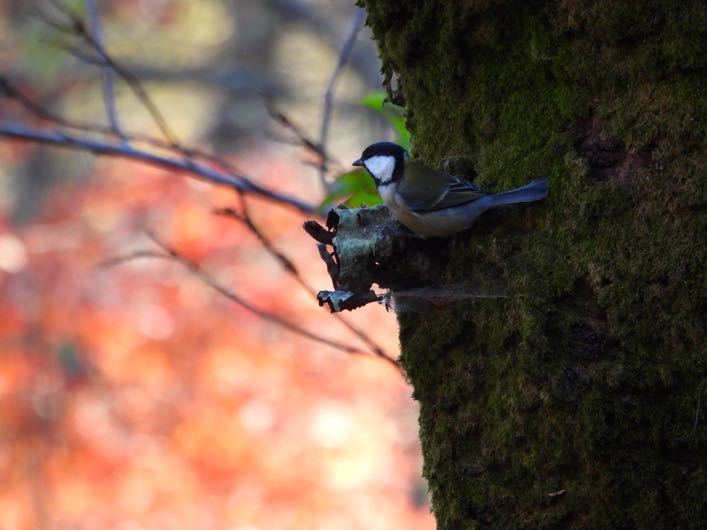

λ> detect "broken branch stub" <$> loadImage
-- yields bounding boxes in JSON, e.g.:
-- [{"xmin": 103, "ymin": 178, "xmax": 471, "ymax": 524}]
[{"xmin": 305, "ymin": 205, "xmax": 450, "ymax": 312}]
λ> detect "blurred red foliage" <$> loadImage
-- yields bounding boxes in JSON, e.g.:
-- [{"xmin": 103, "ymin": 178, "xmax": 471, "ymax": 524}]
[{"xmin": 0, "ymin": 145, "xmax": 433, "ymax": 529}]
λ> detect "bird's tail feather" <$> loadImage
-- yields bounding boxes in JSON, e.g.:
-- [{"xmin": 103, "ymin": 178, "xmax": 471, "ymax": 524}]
[{"xmin": 487, "ymin": 179, "xmax": 548, "ymax": 207}]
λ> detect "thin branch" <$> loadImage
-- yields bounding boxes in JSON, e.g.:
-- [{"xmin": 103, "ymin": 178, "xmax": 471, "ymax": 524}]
[
  {"xmin": 120, "ymin": 232, "xmax": 387, "ymax": 362},
  {"xmin": 87, "ymin": 45, "xmax": 177, "ymax": 146},
  {"xmin": 216, "ymin": 204, "xmax": 298, "ymax": 276},
  {"xmin": 265, "ymin": 101, "xmax": 341, "ymax": 171},
  {"xmin": 215, "ymin": 200, "xmax": 398, "ymax": 368},
  {"xmin": 100, "ymin": 247, "xmax": 364, "ymax": 357},
  {"xmin": 104, "ymin": 245, "xmax": 352, "ymax": 354},
  {"xmin": 31, "ymin": 2, "xmax": 75, "ymax": 34},
  {"xmin": 97, "ymin": 250, "xmax": 167, "ymax": 269},
  {"xmin": 317, "ymin": 9, "xmax": 365, "ymax": 192},
  {"xmin": 264, "ymin": 0, "xmax": 380, "ymax": 83},
  {"xmin": 45, "ymin": 0, "xmax": 178, "ymax": 145},
  {"xmin": 84, "ymin": 0, "xmax": 125, "ymax": 142},
  {"xmin": 0, "ymin": 121, "xmax": 317, "ymax": 214},
  {"xmin": 0, "ymin": 74, "xmax": 247, "ymax": 175},
  {"xmin": 54, "ymin": 41, "xmax": 105, "ymax": 65}
]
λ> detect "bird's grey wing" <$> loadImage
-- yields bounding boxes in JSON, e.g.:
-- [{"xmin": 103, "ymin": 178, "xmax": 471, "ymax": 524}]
[
  {"xmin": 397, "ymin": 161, "xmax": 485, "ymax": 211},
  {"xmin": 426, "ymin": 175, "xmax": 486, "ymax": 211}
]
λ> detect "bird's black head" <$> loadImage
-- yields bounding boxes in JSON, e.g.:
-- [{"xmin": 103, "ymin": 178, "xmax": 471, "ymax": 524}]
[{"xmin": 352, "ymin": 141, "xmax": 407, "ymax": 186}]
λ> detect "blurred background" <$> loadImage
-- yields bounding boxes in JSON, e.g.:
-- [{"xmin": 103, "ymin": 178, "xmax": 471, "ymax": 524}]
[{"xmin": 0, "ymin": 1, "xmax": 433, "ymax": 528}]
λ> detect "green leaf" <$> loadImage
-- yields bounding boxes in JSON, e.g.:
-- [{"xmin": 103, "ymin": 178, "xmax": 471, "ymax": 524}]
[
  {"xmin": 318, "ymin": 92, "xmax": 411, "ymax": 210},
  {"xmin": 360, "ymin": 91, "xmax": 388, "ymax": 110},
  {"xmin": 360, "ymin": 91, "xmax": 411, "ymax": 150},
  {"xmin": 320, "ymin": 169, "xmax": 382, "ymax": 209}
]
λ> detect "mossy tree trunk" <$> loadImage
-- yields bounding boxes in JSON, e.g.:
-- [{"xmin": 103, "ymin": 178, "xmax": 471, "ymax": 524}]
[{"xmin": 357, "ymin": 1, "xmax": 706, "ymax": 528}]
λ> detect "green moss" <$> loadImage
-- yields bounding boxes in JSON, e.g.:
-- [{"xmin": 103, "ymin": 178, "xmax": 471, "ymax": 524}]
[{"xmin": 360, "ymin": 0, "xmax": 706, "ymax": 528}]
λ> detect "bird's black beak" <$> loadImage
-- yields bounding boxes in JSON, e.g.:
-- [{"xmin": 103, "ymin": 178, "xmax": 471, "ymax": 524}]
[{"xmin": 352, "ymin": 159, "xmax": 363, "ymax": 167}]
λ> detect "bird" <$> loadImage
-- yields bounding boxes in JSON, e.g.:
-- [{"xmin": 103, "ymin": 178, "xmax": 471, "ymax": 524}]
[{"xmin": 352, "ymin": 141, "xmax": 549, "ymax": 238}]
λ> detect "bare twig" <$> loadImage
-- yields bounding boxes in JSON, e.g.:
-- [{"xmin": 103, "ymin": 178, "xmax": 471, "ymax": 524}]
[
  {"xmin": 215, "ymin": 205, "xmax": 298, "ymax": 276},
  {"xmin": 264, "ymin": 0, "xmax": 380, "ymax": 83},
  {"xmin": 121, "ymin": 232, "xmax": 388, "ymax": 362},
  {"xmin": 45, "ymin": 0, "xmax": 178, "ymax": 145},
  {"xmin": 100, "ymin": 245, "xmax": 363, "ymax": 357},
  {"xmin": 84, "ymin": 0, "xmax": 125, "ymax": 142},
  {"xmin": 1, "ymin": 74, "xmax": 249, "ymax": 176},
  {"xmin": 0, "ymin": 121, "xmax": 317, "ymax": 214},
  {"xmin": 265, "ymin": 102, "xmax": 342, "ymax": 173},
  {"xmin": 97, "ymin": 250, "xmax": 167, "ymax": 269},
  {"xmin": 317, "ymin": 8, "xmax": 365, "ymax": 192},
  {"xmin": 86, "ymin": 46, "xmax": 177, "ymax": 145}
]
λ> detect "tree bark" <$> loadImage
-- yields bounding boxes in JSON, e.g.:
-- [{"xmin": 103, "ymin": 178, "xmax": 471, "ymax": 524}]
[{"xmin": 357, "ymin": 1, "xmax": 706, "ymax": 528}]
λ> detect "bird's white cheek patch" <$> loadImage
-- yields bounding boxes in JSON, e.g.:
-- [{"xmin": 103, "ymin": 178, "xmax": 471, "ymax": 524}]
[{"xmin": 364, "ymin": 155, "xmax": 396, "ymax": 183}]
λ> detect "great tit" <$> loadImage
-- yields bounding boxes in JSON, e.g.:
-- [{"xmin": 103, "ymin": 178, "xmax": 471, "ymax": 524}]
[{"xmin": 353, "ymin": 142, "xmax": 548, "ymax": 238}]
